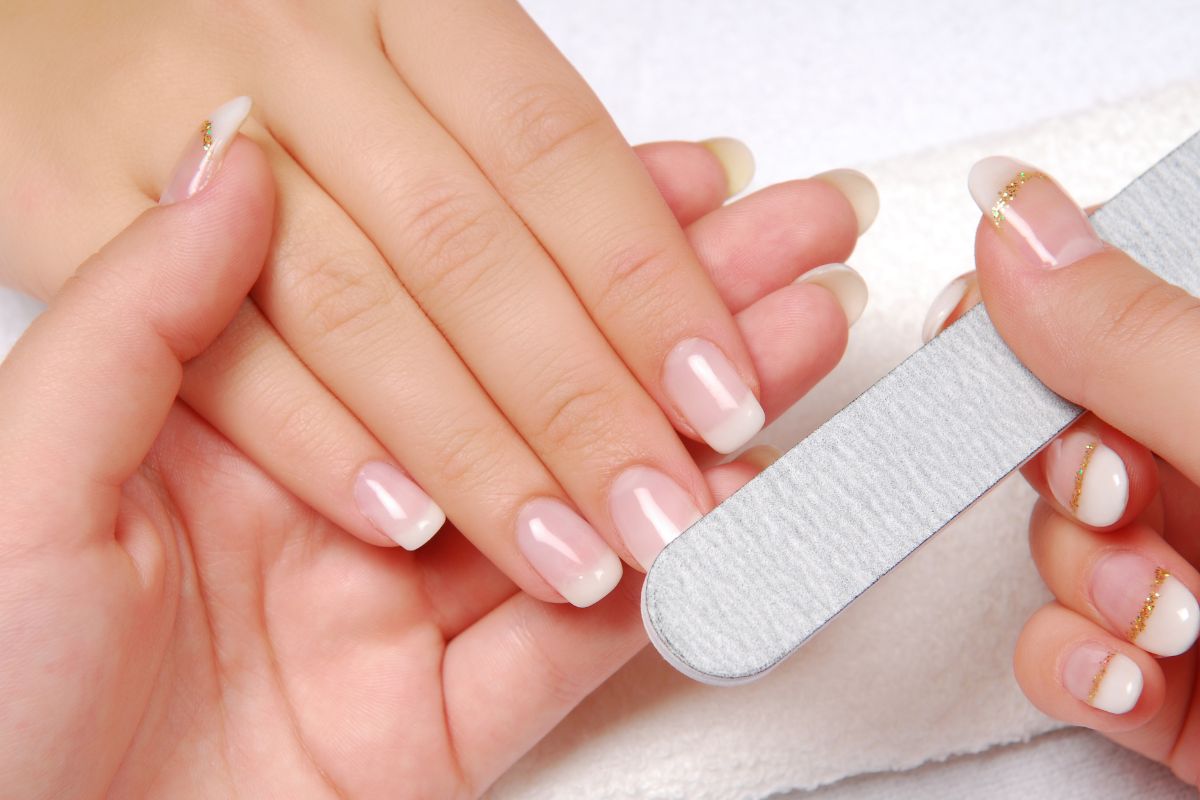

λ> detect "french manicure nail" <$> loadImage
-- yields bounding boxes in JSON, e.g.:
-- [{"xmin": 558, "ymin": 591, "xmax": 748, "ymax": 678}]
[
  {"xmin": 353, "ymin": 461, "xmax": 446, "ymax": 550},
  {"xmin": 609, "ymin": 466, "xmax": 703, "ymax": 571},
  {"xmin": 1092, "ymin": 553, "xmax": 1200, "ymax": 657},
  {"xmin": 517, "ymin": 499, "xmax": 622, "ymax": 607},
  {"xmin": 160, "ymin": 96, "xmax": 253, "ymax": 205},
  {"xmin": 967, "ymin": 156, "xmax": 1105, "ymax": 269},
  {"xmin": 1063, "ymin": 645, "xmax": 1142, "ymax": 715},
  {"xmin": 795, "ymin": 263, "xmax": 869, "ymax": 326},
  {"xmin": 813, "ymin": 168, "xmax": 880, "ymax": 235},
  {"xmin": 921, "ymin": 271, "xmax": 981, "ymax": 343},
  {"xmin": 700, "ymin": 137, "xmax": 755, "ymax": 197},
  {"xmin": 663, "ymin": 338, "xmax": 765, "ymax": 454},
  {"xmin": 1045, "ymin": 431, "xmax": 1128, "ymax": 527}
]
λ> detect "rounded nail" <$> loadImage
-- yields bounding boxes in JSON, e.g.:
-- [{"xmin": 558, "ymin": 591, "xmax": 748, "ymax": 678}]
[
  {"xmin": 609, "ymin": 466, "xmax": 703, "ymax": 571},
  {"xmin": 353, "ymin": 461, "xmax": 445, "ymax": 550},
  {"xmin": 922, "ymin": 271, "xmax": 980, "ymax": 343},
  {"xmin": 813, "ymin": 168, "xmax": 880, "ymax": 235},
  {"xmin": 795, "ymin": 263, "xmax": 868, "ymax": 326},
  {"xmin": 1045, "ymin": 431, "xmax": 1128, "ymax": 527},
  {"xmin": 1063, "ymin": 644, "xmax": 1142, "ymax": 715},
  {"xmin": 700, "ymin": 137, "xmax": 755, "ymax": 198},
  {"xmin": 663, "ymin": 338, "xmax": 765, "ymax": 454},
  {"xmin": 1092, "ymin": 553, "xmax": 1200, "ymax": 657},
  {"xmin": 517, "ymin": 498, "xmax": 622, "ymax": 608},
  {"xmin": 160, "ymin": 96, "xmax": 253, "ymax": 205}
]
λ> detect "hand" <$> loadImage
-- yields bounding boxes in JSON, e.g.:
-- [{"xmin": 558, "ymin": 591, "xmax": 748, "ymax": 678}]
[
  {"xmin": 928, "ymin": 157, "xmax": 1200, "ymax": 786},
  {"xmin": 0, "ymin": 2, "xmax": 873, "ymax": 604}
]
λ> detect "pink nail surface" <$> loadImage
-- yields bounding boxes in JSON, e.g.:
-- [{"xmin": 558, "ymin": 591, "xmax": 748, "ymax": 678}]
[
  {"xmin": 517, "ymin": 499, "xmax": 622, "ymax": 608},
  {"xmin": 160, "ymin": 96, "xmax": 252, "ymax": 205},
  {"xmin": 1044, "ymin": 430, "xmax": 1128, "ymax": 528},
  {"xmin": 609, "ymin": 466, "xmax": 702, "ymax": 570},
  {"xmin": 1062, "ymin": 644, "xmax": 1142, "ymax": 715},
  {"xmin": 662, "ymin": 338, "xmax": 764, "ymax": 454},
  {"xmin": 353, "ymin": 461, "xmax": 445, "ymax": 550},
  {"xmin": 967, "ymin": 156, "xmax": 1105, "ymax": 270},
  {"xmin": 1092, "ymin": 552, "xmax": 1200, "ymax": 657}
]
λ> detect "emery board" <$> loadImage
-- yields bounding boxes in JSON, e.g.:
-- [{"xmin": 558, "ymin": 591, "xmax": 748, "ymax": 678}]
[{"xmin": 641, "ymin": 131, "xmax": 1200, "ymax": 685}]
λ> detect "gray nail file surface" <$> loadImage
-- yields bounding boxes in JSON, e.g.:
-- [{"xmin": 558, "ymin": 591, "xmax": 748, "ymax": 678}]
[{"xmin": 642, "ymin": 131, "xmax": 1200, "ymax": 684}]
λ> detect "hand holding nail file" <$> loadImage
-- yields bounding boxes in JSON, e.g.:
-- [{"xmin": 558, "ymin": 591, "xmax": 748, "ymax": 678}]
[{"xmin": 642, "ymin": 131, "xmax": 1200, "ymax": 685}]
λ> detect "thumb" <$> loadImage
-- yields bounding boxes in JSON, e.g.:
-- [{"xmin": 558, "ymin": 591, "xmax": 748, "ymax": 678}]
[
  {"xmin": 0, "ymin": 126, "xmax": 273, "ymax": 544},
  {"xmin": 969, "ymin": 156, "xmax": 1200, "ymax": 484}
]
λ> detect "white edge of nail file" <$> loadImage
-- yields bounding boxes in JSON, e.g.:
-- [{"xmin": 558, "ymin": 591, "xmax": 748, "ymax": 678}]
[{"xmin": 642, "ymin": 131, "xmax": 1200, "ymax": 685}]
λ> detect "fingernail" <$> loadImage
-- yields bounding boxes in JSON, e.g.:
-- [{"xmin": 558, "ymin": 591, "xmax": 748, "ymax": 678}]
[
  {"xmin": 795, "ymin": 263, "xmax": 869, "ymax": 326},
  {"xmin": 922, "ymin": 271, "xmax": 981, "ymax": 343},
  {"xmin": 1045, "ymin": 431, "xmax": 1129, "ymax": 527},
  {"xmin": 517, "ymin": 499, "xmax": 623, "ymax": 607},
  {"xmin": 160, "ymin": 96, "xmax": 253, "ymax": 205},
  {"xmin": 813, "ymin": 168, "xmax": 880, "ymax": 235},
  {"xmin": 1063, "ymin": 645, "xmax": 1142, "ymax": 715},
  {"xmin": 1092, "ymin": 554, "xmax": 1200, "ymax": 657},
  {"xmin": 737, "ymin": 444, "xmax": 783, "ymax": 470},
  {"xmin": 663, "ymin": 338, "xmax": 765, "ymax": 454},
  {"xmin": 967, "ymin": 156, "xmax": 1105, "ymax": 269},
  {"xmin": 701, "ymin": 137, "xmax": 755, "ymax": 197},
  {"xmin": 609, "ymin": 466, "xmax": 703, "ymax": 571},
  {"xmin": 353, "ymin": 461, "xmax": 446, "ymax": 550}
]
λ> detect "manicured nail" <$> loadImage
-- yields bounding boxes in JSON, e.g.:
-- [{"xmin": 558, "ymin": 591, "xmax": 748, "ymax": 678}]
[
  {"xmin": 737, "ymin": 444, "xmax": 784, "ymax": 470},
  {"xmin": 700, "ymin": 137, "xmax": 755, "ymax": 197},
  {"xmin": 1092, "ymin": 553, "xmax": 1200, "ymax": 657},
  {"xmin": 609, "ymin": 466, "xmax": 703, "ymax": 571},
  {"xmin": 160, "ymin": 96, "xmax": 253, "ymax": 205},
  {"xmin": 813, "ymin": 168, "xmax": 880, "ymax": 235},
  {"xmin": 1044, "ymin": 431, "xmax": 1128, "ymax": 527},
  {"xmin": 795, "ymin": 263, "xmax": 868, "ymax": 326},
  {"xmin": 1063, "ymin": 645, "xmax": 1142, "ymax": 715},
  {"xmin": 663, "ymin": 338, "xmax": 765, "ymax": 454},
  {"xmin": 967, "ymin": 156, "xmax": 1105, "ymax": 269},
  {"xmin": 517, "ymin": 499, "xmax": 622, "ymax": 607},
  {"xmin": 922, "ymin": 271, "xmax": 981, "ymax": 343},
  {"xmin": 353, "ymin": 461, "xmax": 446, "ymax": 550}
]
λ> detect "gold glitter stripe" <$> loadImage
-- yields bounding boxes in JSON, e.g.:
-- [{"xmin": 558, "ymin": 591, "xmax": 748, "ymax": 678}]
[
  {"xmin": 1129, "ymin": 568, "xmax": 1170, "ymax": 642},
  {"xmin": 201, "ymin": 120, "xmax": 214, "ymax": 152},
  {"xmin": 990, "ymin": 170, "xmax": 1046, "ymax": 227},
  {"xmin": 1069, "ymin": 442, "xmax": 1097, "ymax": 513},
  {"xmin": 1087, "ymin": 651, "xmax": 1115, "ymax": 705}
]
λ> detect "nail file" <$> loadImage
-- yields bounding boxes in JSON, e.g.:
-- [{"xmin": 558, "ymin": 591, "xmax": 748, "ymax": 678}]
[{"xmin": 642, "ymin": 131, "xmax": 1200, "ymax": 685}]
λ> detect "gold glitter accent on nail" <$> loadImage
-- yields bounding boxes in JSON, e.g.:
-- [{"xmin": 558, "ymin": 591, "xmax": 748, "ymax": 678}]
[
  {"xmin": 201, "ymin": 120, "xmax": 214, "ymax": 152},
  {"xmin": 1087, "ymin": 651, "xmax": 1115, "ymax": 705},
  {"xmin": 990, "ymin": 170, "xmax": 1046, "ymax": 227},
  {"xmin": 1129, "ymin": 568, "xmax": 1170, "ymax": 642},
  {"xmin": 1069, "ymin": 442, "xmax": 1097, "ymax": 513}
]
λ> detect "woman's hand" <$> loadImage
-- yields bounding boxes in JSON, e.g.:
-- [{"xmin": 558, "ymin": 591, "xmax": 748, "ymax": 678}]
[
  {"xmin": 929, "ymin": 157, "xmax": 1200, "ymax": 786},
  {"xmin": 0, "ymin": 2, "xmax": 872, "ymax": 605}
]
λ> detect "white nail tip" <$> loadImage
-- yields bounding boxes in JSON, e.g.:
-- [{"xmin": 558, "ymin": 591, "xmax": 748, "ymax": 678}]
[
  {"xmin": 210, "ymin": 96, "xmax": 253, "ymax": 142},
  {"xmin": 1138, "ymin": 576, "xmax": 1200, "ymax": 657},
  {"xmin": 796, "ymin": 263, "xmax": 868, "ymax": 326},
  {"xmin": 559, "ymin": 550, "xmax": 623, "ymax": 608},
  {"xmin": 1089, "ymin": 653, "xmax": 1143, "ymax": 715},
  {"xmin": 814, "ymin": 169, "xmax": 880, "ymax": 235},
  {"xmin": 392, "ymin": 503, "xmax": 446, "ymax": 551},
  {"xmin": 701, "ymin": 394, "xmax": 766, "ymax": 455},
  {"xmin": 921, "ymin": 276, "xmax": 969, "ymax": 343},
  {"xmin": 967, "ymin": 155, "xmax": 1031, "ymax": 216},
  {"xmin": 702, "ymin": 137, "xmax": 755, "ymax": 197},
  {"xmin": 1074, "ymin": 444, "xmax": 1129, "ymax": 527}
]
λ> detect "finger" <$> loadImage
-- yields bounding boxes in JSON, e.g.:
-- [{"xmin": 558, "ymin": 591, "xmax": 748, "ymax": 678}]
[
  {"xmin": 1028, "ymin": 500, "xmax": 1200, "ymax": 658},
  {"xmin": 1017, "ymin": 414, "xmax": 1157, "ymax": 530},
  {"xmin": 0, "ymin": 139, "xmax": 272, "ymax": 541},
  {"xmin": 969, "ymin": 156, "xmax": 1200, "ymax": 485},
  {"xmin": 1014, "ymin": 602, "xmax": 1163, "ymax": 730},
  {"xmin": 921, "ymin": 270, "xmax": 981, "ymax": 344},
  {"xmin": 632, "ymin": 140, "xmax": 736, "ymax": 227}
]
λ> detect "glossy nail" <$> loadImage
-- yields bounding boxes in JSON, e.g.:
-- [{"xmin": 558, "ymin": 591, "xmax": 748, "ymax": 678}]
[
  {"xmin": 1063, "ymin": 645, "xmax": 1142, "ymax": 715},
  {"xmin": 517, "ymin": 499, "xmax": 622, "ymax": 607},
  {"xmin": 160, "ymin": 96, "xmax": 253, "ymax": 205},
  {"xmin": 609, "ymin": 466, "xmax": 703, "ymax": 571},
  {"xmin": 967, "ymin": 156, "xmax": 1105, "ymax": 269},
  {"xmin": 796, "ymin": 263, "xmax": 869, "ymax": 326},
  {"xmin": 353, "ymin": 462, "xmax": 446, "ymax": 550},
  {"xmin": 701, "ymin": 137, "xmax": 755, "ymax": 197},
  {"xmin": 1092, "ymin": 553, "xmax": 1200, "ymax": 657},
  {"xmin": 813, "ymin": 168, "xmax": 879, "ymax": 235},
  {"xmin": 663, "ymin": 338, "xmax": 765, "ymax": 454},
  {"xmin": 922, "ymin": 270, "xmax": 981, "ymax": 343},
  {"xmin": 1045, "ymin": 431, "xmax": 1128, "ymax": 527}
]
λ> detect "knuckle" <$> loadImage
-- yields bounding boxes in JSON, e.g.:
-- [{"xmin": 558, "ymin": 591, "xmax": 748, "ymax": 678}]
[
  {"xmin": 591, "ymin": 243, "xmax": 678, "ymax": 322},
  {"xmin": 490, "ymin": 83, "xmax": 606, "ymax": 184},
  {"xmin": 400, "ymin": 181, "xmax": 507, "ymax": 301},
  {"xmin": 424, "ymin": 416, "xmax": 508, "ymax": 489},
  {"xmin": 284, "ymin": 249, "xmax": 397, "ymax": 340},
  {"xmin": 529, "ymin": 357, "xmax": 624, "ymax": 457}
]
